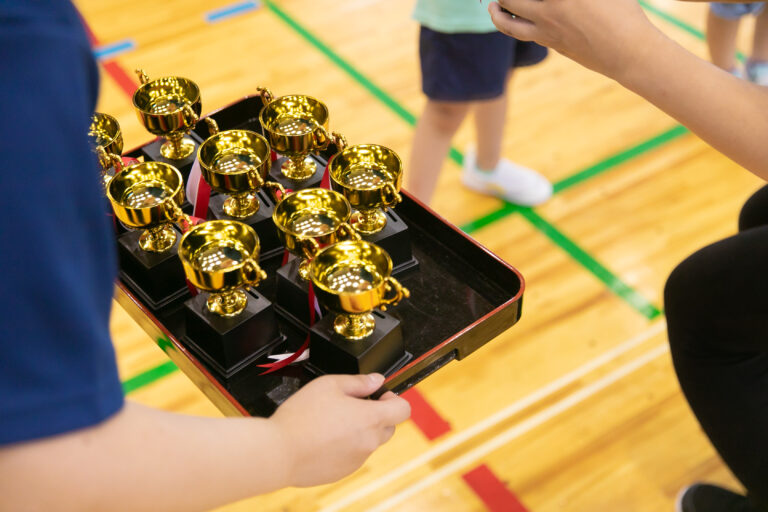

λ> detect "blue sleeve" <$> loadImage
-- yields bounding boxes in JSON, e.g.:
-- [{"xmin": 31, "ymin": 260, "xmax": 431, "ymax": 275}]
[{"xmin": 0, "ymin": 1, "xmax": 125, "ymax": 445}]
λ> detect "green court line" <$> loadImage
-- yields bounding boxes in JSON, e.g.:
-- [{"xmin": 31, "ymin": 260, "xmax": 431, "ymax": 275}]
[
  {"xmin": 122, "ymin": 360, "xmax": 178, "ymax": 395},
  {"xmin": 640, "ymin": 0, "xmax": 746, "ymax": 62},
  {"xmin": 518, "ymin": 208, "xmax": 663, "ymax": 320},
  {"xmin": 463, "ymin": 124, "xmax": 690, "ymax": 232}
]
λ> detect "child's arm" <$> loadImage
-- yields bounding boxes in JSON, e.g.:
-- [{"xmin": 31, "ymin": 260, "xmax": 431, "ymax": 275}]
[
  {"xmin": 0, "ymin": 374, "xmax": 409, "ymax": 512},
  {"xmin": 489, "ymin": 0, "xmax": 768, "ymax": 181}
]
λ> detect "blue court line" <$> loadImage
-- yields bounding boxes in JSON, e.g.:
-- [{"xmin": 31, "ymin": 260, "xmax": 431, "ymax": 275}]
[
  {"xmin": 206, "ymin": 1, "xmax": 261, "ymax": 23},
  {"xmin": 93, "ymin": 39, "xmax": 136, "ymax": 60}
]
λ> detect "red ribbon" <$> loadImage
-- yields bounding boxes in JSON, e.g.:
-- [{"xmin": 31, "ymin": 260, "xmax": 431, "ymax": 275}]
[{"xmin": 257, "ymin": 281, "xmax": 317, "ymax": 374}]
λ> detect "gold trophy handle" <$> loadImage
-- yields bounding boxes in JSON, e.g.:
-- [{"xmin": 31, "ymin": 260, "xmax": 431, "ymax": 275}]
[
  {"xmin": 135, "ymin": 69, "xmax": 150, "ymax": 85},
  {"xmin": 381, "ymin": 182, "xmax": 402, "ymax": 209},
  {"xmin": 263, "ymin": 181, "xmax": 287, "ymax": 203},
  {"xmin": 163, "ymin": 200, "xmax": 192, "ymax": 231},
  {"xmin": 248, "ymin": 167, "xmax": 266, "ymax": 189},
  {"xmin": 96, "ymin": 146, "xmax": 123, "ymax": 174},
  {"xmin": 338, "ymin": 222, "xmax": 361, "ymax": 241},
  {"xmin": 205, "ymin": 117, "xmax": 219, "ymax": 136},
  {"xmin": 243, "ymin": 259, "xmax": 268, "ymax": 287},
  {"xmin": 313, "ymin": 126, "xmax": 346, "ymax": 152},
  {"xmin": 297, "ymin": 236, "xmax": 321, "ymax": 261},
  {"xmin": 256, "ymin": 86, "xmax": 274, "ymax": 104},
  {"xmin": 181, "ymin": 104, "xmax": 199, "ymax": 128},
  {"xmin": 379, "ymin": 277, "xmax": 410, "ymax": 311}
]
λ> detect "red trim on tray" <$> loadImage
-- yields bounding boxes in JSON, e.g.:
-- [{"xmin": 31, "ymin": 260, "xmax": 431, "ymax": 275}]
[
  {"xmin": 462, "ymin": 465, "xmax": 529, "ymax": 512},
  {"xmin": 115, "ymin": 283, "xmax": 249, "ymax": 416},
  {"xmin": 401, "ymin": 388, "xmax": 452, "ymax": 440}
]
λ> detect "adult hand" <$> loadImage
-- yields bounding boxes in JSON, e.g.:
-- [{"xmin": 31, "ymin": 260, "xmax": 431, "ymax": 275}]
[
  {"xmin": 489, "ymin": 0, "xmax": 662, "ymax": 81},
  {"xmin": 269, "ymin": 373, "xmax": 411, "ymax": 487}
]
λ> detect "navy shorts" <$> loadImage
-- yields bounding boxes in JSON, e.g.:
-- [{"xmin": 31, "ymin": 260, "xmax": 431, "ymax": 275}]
[
  {"xmin": 711, "ymin": 2, "xmax": 765, "ymax": 19},
  {"xmin": 419, "ymin": 26, "xmax": 548, "ymax": 102}
]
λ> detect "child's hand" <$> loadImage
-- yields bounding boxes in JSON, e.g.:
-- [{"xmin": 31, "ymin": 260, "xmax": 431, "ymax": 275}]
[
  {"xmin": 269, "ymin": 373, "xmax": 411, "ymax": 487},
  {"xmin": 488, "ymin": 0, "xmax": 662, "ymax": 81}
]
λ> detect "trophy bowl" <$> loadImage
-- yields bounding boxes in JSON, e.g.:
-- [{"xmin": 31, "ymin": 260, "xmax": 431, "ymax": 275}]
[
  {"xmin": 106, "ymin": 162, "xmax": 185, "ymax": 253},
  {"xmin": 88, "ymin": 112, "xmax": 123, "ymax": 156},
  {"xmin": 308, "ymin": 240, "xmax": 409, "ymax": 340},
  {"xmin": 198, "ymin": 122, "xmax": 271, "ymax": 219},
  {"xmin": 328, "ymin": 144, "xmax": 403, "ymax": 235},
  {"xmin": 132, "ymin": 69, "xmax": 201, "ymax": 160},
  {"xmin": 273, "ymin": 188, "xmax": 359, "ymax": 279},
  {"xmin": 259, "ymin": 90, "xmax": 331, "ymax": 181},
  {"xmin": 179, "ymin": 220, "xmax": 267, "ymax": 317}
]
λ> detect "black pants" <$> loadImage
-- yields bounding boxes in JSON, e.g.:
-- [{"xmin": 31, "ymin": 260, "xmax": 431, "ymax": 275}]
[{"xmin": 665, "ymin": 185, "xmax": 768, "ymax": 508}]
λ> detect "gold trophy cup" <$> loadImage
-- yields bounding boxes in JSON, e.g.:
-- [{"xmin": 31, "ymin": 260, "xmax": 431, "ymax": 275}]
[
  {"xmin": 89, "ymin": 112, "xmax": 123, "ymax": 156},
  {"xmin": 89, "ymin": 113, "xmax": 124, "ymax": 187},
  {"xmin": 133, "ymin": 69, "xmax": 201, "ymax": 160},
  {"xmin": 258, "ymin": 87, "xmax": 344, "ymax": 180},
  {"xmin": 106, "ymin": 162, "xmax": 185, "ymax": 253},
  {"xmin": 198, "ymin": 118, "xmax": 276, "ymax": 218},
  {"xmin": 328, "ymin": 144, "xmax": 403, "ymax": 235},
  {"xmin": 273, "ymin": 188, "xmax": 360, "ymax": 279},
  {"xmin": 179, "ymin": 220, "xmax": 268, "ymax": 317},
  {"xmin": 309, "ymin": 240, "xmax": 409, "ymax": 340}
]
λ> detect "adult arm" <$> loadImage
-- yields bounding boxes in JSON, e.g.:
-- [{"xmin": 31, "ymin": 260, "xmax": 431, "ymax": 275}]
[
  {"xmin": 0, "ymin": 374, "xmax": 410, "ymax": 512},
  {"xmin": 489, "ymin": 0, "xmax": 768, "ymax": 181}
]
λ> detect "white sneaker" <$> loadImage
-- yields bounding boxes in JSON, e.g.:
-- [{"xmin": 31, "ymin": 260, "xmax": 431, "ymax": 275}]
[
  {"xmin": 747, "ymin": 61, "xmax": 768, "ymax": 86},
  {"xmin": 462, "ymin": 148, "xmax": 553, "ymax": 206}
]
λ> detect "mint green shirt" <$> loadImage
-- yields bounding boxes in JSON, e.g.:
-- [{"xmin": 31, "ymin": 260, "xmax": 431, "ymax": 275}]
[{"xmin": 413, "ymin": 0, "xmax": 497, "ymax": 34}]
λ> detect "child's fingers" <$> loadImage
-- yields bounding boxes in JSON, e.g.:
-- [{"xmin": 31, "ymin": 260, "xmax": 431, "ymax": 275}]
[
  {"xmin": 489, "ymin": 2, "xmax": 539, "ymax": 41},
  {"xmin": 371, "ymin": 395, "xmax": 412, "ymax": 426}
]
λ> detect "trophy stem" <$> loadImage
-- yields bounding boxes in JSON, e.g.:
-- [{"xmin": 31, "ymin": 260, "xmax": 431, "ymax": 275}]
[
  {"xmin": 351, "ymin": 209, "xmax": 387, "ymax": 235},
  {"xmin": 139, "ymin": 224, "xmax": 177, "ymax": 253},
  {"xmin": 281, "ymin": 154, "xmax": 316, "ymax": 181},
  {"xmin": 207, "ymin": 289, "xmax": 249, "ymax": 317},
  {"xmin": 334, "ymin": 312, "xmax": 376, "ymax": 340},
  {"xmin": 161, "ymin": 133, "xmax": 196, "ymax": 160},
  {"xmin": 223, "ymin": 193, "xmax": 259, "ymax": 219}
]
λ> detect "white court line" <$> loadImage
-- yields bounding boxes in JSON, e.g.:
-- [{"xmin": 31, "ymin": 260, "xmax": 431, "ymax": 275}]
[
  {"xmin": 368, "ymin": 343, "xmax": 670, "ymax": 512},
  {"xmin": 320, "ymin": 321, "xmax": 667, "ymax": 512}
]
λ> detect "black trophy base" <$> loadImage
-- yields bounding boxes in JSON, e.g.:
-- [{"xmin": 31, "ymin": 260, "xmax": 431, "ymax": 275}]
[
  {"xmin": 275, "ymin": 257, "xmax": 314, "ymax": 326},
  {"xmin": 117, "ymin": 230, "xmax": 188, "ymax": 310},
  {"xmin": 361, "ymin": 209, "xmax": 419, "ymax": 275},
  {"xmin": 309, "ymin": 311, "xmax": 409, "ymax": 375},
  {"xmin": 269, "ymin": 156, "xmax": 324, "ymax": 191},
  {"xmin": 140, "ymin": 138, "xmax": 198, "ymax": 182},
  {"xmin": 208, "ymin": 191, "xmax": 282, "ymax": 257},
  {"xmin": 182, "ymin": 291, "xmax": 283, "ymax": 379}
]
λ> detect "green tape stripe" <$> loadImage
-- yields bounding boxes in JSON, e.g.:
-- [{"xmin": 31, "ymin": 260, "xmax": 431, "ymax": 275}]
[
  {"xmin": 553, "ymin": 125, "xmax": 689, "ymax": 194},
  {"xmin": 639, "ymin": 0, "xmax": 746, "ymax": 62},
  {"xmin": 518, "ymin": 208, "xmax": 663, "ymax": 320},
  {"xmin": 122, "ymin": 360, "xmax": 178, "ymax": 394},
  {"xmin": 462, "ymin": 125, "xmax": 689, "ymax": 233}
]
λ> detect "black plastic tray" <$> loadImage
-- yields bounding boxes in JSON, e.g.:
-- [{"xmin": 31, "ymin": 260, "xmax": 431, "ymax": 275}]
[{"xmin": 114, "ymin": 95, "xmax": 524, "ymax": 417}]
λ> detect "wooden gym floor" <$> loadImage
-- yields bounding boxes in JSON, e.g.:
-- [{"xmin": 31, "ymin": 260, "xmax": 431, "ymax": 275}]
[{"xmin": 76, "ymin": 0, "xmax": 763, "ymax": 510}]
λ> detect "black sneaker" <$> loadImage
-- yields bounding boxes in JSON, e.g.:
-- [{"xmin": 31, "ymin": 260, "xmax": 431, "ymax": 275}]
[{"xmin": 676, "ymin": 483, "xmax": 765, "ymax": 512}]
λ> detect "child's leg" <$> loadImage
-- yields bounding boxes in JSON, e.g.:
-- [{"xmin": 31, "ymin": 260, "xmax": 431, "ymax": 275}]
[
  {"xmin": 473, "ymin": 80, "xmax": 510, "ymax": 171},
  {"xmin": 751, "ymin": 6, "xmax": 768, "ymax": 61},
  {"xmin": 707, "ymin": 7, "xmax": 742, "ymax": 71},
  {"xmin": 408, "ymin": 100, "xmax": 470, "ymax": 203}
]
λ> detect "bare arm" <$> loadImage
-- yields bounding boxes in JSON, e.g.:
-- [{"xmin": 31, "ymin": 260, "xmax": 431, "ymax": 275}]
[
  {"xmin": 0, "ymin": 374, "xmax": 409, "ymax": 512},
  {"xmin": 490, "ymin": 0, "xmax": 768, "ymax": 181}
]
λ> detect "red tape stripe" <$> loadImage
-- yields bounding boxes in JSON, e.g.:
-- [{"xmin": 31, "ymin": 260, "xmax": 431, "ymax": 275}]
[
  {"xmin": 102, "ymin": 60, "xmax": 139, "ymax": 98},
  {"xmin": 400, "ymin": 388, "xmax": 451, "ymax": 441},
  {"xmin": 462, "ymin": 465, "xmax": 529, "ymax": 512}
]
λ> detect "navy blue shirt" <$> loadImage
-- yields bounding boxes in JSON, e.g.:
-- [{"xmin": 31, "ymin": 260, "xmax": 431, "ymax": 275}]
[{"xmin": 0, "ymin": 0, "xmax": 124, "ymax": 444}]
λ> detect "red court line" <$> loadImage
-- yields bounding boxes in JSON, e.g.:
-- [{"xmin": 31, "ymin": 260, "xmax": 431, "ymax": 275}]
[
  {"xmin": 462, "ymin": 465, "xmax": 530, "ymax": 512},
  {"xmin": 79, "ymin": 13, "xmax": 138, "ymax": 98},
  {"xmin": 401, "ymin": 388, "xmax": 452, "ymax": 441},
  {"xmin": 101, "ymin": 60, "xmax": 139, "ymax": 97}
]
